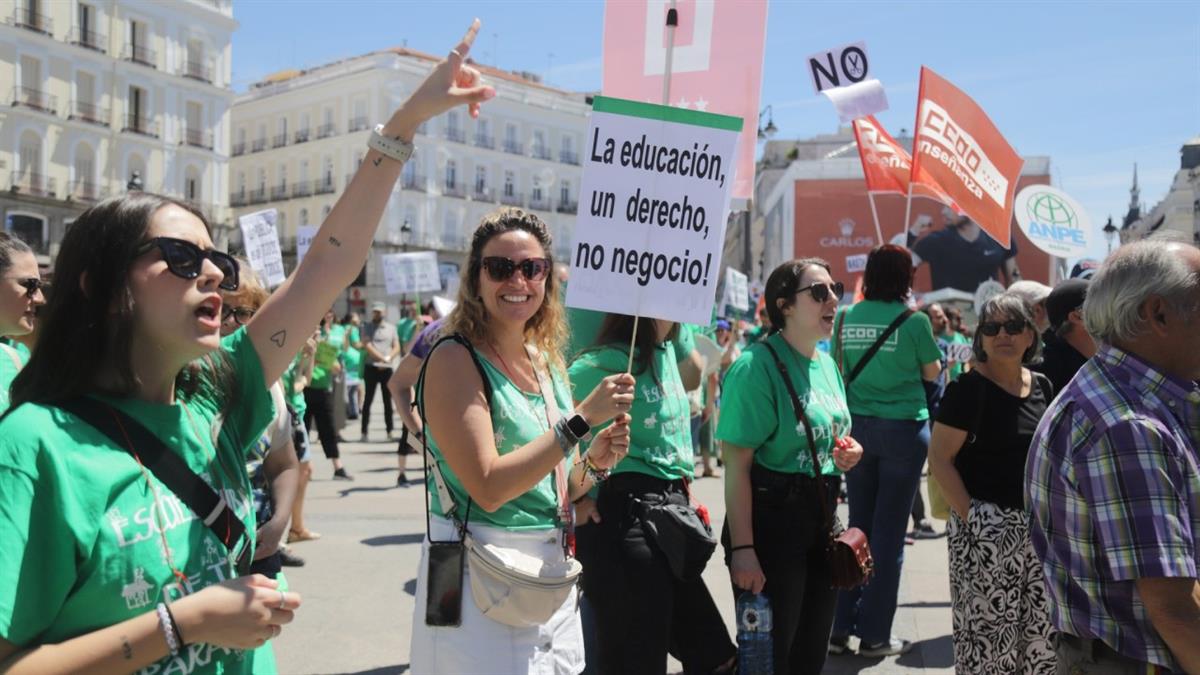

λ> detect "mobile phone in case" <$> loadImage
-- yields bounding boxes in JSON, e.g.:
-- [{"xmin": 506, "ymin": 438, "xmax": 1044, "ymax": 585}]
[{"xmin": 425, "ymin": 541, "xmax": 465, "ymax": 627}]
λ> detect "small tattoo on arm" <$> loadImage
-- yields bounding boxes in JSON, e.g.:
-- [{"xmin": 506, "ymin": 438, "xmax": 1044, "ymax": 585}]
[
  {"xmin": 121, "ymin": 636, "xmax": 133, "ymax": 660},
  {"xmin": 372, "ymin": 156, "xmax": 383, "ymax": 167},
  {"xmin": 270, "ymin": 330, "xmax": 287, "ymax": 348},
  {"xmin": 328, "ymin": 236, "xmax": 342, "ymax": 247}
]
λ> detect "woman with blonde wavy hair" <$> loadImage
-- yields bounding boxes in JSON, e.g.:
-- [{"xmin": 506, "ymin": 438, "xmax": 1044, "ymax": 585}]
[{"xmin": 412, "ymin": 207, "xmax": 635, "ymax": 674}]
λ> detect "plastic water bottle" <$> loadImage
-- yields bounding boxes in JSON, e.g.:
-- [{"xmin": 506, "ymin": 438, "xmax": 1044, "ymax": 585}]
[{"xmin": 736, "ymin": 591, "xmax": 774, "ymax": 675}]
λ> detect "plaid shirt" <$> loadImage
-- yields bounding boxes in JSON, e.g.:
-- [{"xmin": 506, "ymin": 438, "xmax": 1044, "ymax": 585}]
[{"xmin": 1026, "ymin": 345, "xmax": 1200, "ymax": 671}]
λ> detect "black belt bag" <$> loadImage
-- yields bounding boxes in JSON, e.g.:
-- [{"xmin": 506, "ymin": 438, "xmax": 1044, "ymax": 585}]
[{"xmin": 631, "ymin": 489, "xmax": 716, "ymax": 582}]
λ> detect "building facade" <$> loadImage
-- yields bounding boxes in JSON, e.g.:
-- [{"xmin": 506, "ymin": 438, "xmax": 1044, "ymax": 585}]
[
  {"xmin": 0, "ymin": 0, "xmax": 236, "ymax": 261},
  {"xmin": 1120, "ymin": 138, "xmax": 1200, "ymax": 246},
  {"xmin": 229, "ymin": 48, "xmax": 588, "ymax": 311}
]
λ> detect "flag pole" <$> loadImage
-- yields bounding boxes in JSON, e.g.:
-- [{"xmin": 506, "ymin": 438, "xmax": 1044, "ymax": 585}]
[
  {"xmin": 902, "ymin": 183, "xmax": 914, "ymax": 244},
  {"xmin": 628, "ymin": 0, "xmax": 678, "ymax": 374},
  {"xmin": 867, "ymin": 192, "xmax": 884, "ymax": 247}
]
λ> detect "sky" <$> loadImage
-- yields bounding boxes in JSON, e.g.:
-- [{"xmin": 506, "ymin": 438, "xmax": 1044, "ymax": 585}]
[{"xmin": 232, "ymin": 0, "xmax": 1200, "ymax": 263}]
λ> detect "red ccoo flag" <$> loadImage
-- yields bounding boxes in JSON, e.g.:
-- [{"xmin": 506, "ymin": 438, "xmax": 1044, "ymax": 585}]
[
  {"xmin": 910, "ymin": 67, "xmax": 1023, "ymax": 248},
  {"xmin": 853, "ymin": 115, "xmax": 959, "ymax": 210}
]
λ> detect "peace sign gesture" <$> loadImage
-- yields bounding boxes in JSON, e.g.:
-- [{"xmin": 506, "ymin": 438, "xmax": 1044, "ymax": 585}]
[{"xmin": 394, "ymin": 18, "xmax": 495, "ymax": 130}]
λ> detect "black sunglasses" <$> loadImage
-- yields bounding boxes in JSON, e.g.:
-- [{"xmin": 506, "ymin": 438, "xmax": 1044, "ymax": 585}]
[
  {"xmin": 221, "ymin": 306, "xmax": 256, "ymax": 326},
  {"xmin": 135, "ymin": 237, "xmax": 239, "ymax": 291},
  {"xmin": 480, "ymin": 256, "xmax": 551, "ymax": 283},
  {"xmin": 795, "ymin": 281, "xmax": 845, "ymax": 303},
  {"xmin": 979, "ymin": 319, "xmax": 1027, "ymax": 337},
  {"xmin": 6, "ymin": 277, "xmax": 46, "ymax": 299}
]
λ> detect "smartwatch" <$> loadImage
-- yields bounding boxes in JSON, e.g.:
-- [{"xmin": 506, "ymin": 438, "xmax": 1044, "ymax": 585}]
[{"xmin": 565, "ymin": 412, "xmax": 592, "ymax": 442}]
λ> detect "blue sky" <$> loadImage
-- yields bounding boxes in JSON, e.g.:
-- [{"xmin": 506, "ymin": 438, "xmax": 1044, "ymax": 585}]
[{"xmin": 233, "ymin": 1, "xmax": 1199, "ymax": 261}]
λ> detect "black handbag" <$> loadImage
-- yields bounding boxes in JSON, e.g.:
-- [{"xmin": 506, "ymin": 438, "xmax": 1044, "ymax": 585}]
[{"xmin": 633, "ymin": 490, "xmax": 717, "ymax": 582}]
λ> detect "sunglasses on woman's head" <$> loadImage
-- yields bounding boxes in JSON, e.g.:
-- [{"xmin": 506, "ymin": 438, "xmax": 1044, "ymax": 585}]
[
  {"xmin": 480, "ymin": 256, "xmax": 551, "ymax": 283},
  {"xmin": 795, "ymin": 281, "xmax": 845, "ymax": 303},
  {"xmin": 221, "ymin": 306, "xmax": 256, "ymax": 326},
  {"xmin": 978, "ymin": 319, "xmax": 1027, "ymax": 337},
  {"xmin": 6, "ymin": 277, "xmax": 46, "ymax": 298},
  {"xmin": 135, "ymin": 237, "xmax": 239, "ymax": 291}
]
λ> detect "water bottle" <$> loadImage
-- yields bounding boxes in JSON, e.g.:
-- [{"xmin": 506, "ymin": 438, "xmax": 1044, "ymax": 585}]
[{"xmin": 736, "ymin": 591, "xmax": 774, "ymax": 674}]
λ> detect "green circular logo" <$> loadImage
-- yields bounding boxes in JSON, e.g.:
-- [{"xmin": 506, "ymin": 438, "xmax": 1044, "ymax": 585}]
[{"xmin": 1028, "ymin": 192, "xmax": 1077, "ymax": 228}]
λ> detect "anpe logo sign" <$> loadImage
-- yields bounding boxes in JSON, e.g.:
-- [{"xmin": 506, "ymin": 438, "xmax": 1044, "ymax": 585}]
[{"xmin": 1013, "ymin": 185, "xmax": 1092, "ymax": 258}]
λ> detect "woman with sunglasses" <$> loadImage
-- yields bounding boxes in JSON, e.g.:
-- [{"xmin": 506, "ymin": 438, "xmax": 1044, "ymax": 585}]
[
  {"xmin": 0, "ymin": 19, "xmax": 494, "ymax": 674},
  {"xmin": 829, "ymin": 245, "xmax": 943, "ymax": 658},
  {"xmin": 928, "ymin": 292, "xmax": 1055, "ymax": 673},
  {"xmin": 718, "ymin": 259, "xmax": 863, "ymax": 673},
  {"xmin": 567, "ymin": 313, "xmax": 736, "ymax": 675},
  {"xmin": 412, "ymin": 208, "xmax": 634, "ymax": 674},
  {"xmin": 0, "ymin": 232, "xmax": 45, "ymax": 416}
]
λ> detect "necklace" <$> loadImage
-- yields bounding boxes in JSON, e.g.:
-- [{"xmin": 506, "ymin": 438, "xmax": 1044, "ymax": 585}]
[{"xmin": 488, "ymin": 341, "xmax": 550, "ymax": 432}]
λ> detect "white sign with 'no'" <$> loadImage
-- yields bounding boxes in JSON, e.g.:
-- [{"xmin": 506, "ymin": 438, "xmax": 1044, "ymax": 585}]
[{"xmin": 808, "ymin": 41, "xmax": 870, "ymax": 94}]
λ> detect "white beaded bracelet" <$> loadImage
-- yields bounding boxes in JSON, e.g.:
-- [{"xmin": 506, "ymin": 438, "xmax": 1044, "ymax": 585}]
[
  {"xmin": 156, "ymin": 603, "xmax": 181, "ymax": 656},
  {"xmin": 367, "ymin": 124, "xmax": 414, "ymax": 164}
]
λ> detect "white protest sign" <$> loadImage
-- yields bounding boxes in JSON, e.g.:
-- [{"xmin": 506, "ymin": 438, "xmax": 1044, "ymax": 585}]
[
  {"xmin": 845, "ymin": 253, "xmax": 868, "ymax": 274},
  {"xmin": 381, "ymin": 251, "xmax": 441, "ymax": 296},
  {"xmin": 565, "ymin": 96, "xmax": 742, "ymax": 325},
  {"xmin": 947, "ymin": 342, "xmax": 974, "ymax": 363},
  {"xmin": 295, "ymin": 226, "xmax": 318, "ymax": 264},
  {"xmin": 237, "ymin": 208, "xmax": 286, "ymax": 288},
  {"xmin": 822, "ymin": 79, "xmax": 888, "ymax": 122},
  {"xmin": 1013, "ymin": 185, "xmax": 1093, "ymax": 259},
  {"xmin": 724, "ymin": 267, "xmax": 750, "ymax": 312},
  {"xmin": 808, "ymin": 41, "xmax": 870, "ymax": 94}
]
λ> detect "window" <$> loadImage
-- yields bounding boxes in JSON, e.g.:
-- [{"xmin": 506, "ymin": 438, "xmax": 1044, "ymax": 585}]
[
  {"xmin": 75, "ymin": 70, "xmax": 95, "ymax": 107},
  {"xmin": 562, "ymin": 135, "xmax": 573, "ymax": 154},
  {"xmin": 299, "ymin": 208, "xmax": 309, "ymax": 226},
  {"xmin": 5, "ymin": 214, "xmax": 47, "ymax": 252},
  {"xmin": 127, "ymin": 85, "xmax": 145, "ymax": 120},
  {"xmin": 78, "ymin": 3, "xmax": 94, "ymax": 36},
  {"xmin": 322, "ymin": 156, "xmax": 333, "ymax": 184},
  {"xmin": 236, "ymin": 171, "xmax": 245, "ymax": 192},
  {"xmin": 322, "ymin": 106, "xmax": 333, "ymax": 126},
  {"xmin": 505, "ymin": 123, "xmax": 517, "ymax": 144},
  {"xmin": 533, "ymin": 130, "xmax": 546, "ymax": 153},
  {"xmin": 18, "ymin": 130, "xmax": 41, "ymax": 179},
  {"xmin": 447, "ymin": 111, "xmax": 459, "ymax": 131},
  {"xmin": 129, "ymin": 19, "xmax": 146, "ymax": 50},
  {"xmin": 503, "ymin": 170, "xmax": 515, "ymax": 197},
  {"xmin": 257, "ymin": 123, "xmax": 266, "ymax": 142},
  {"xmin": 257, "ymin": 168, "xmax": 266, "ymax": 191},
  {"xmin": 474, "ymin": 166, "xmax": 487, "ymax": 193},
  {"xmin": 298, "ymin": 159, "xmax": 309, "ymax": 183},
  {"xmin": 184, "ymin": 166, "xmax": 201, "ymax": 202},
  {"xmin": 277, "ymin": 163, "xmax": 287, "ymax": 187},
  {"xmin": 444, "ymin": 160, "xmax": 457, "ymax": 189},
  {"xmin": 277, "ymin": 116, "xmax": 287, "ymax": 136},
  {"xmin": 560, "ymin": 181, "xmax": 570, "ymax": 205},
  {"xmin": 277, "ymin": 211, "xmax": 286, "ymax": 231},
  {"xmin": 299, "ymin": 111, "xmax": 310, "ymax": 132},
  {"xmin": 532, "ymin": 175, "xmax": 543, "ymax": 203},
  {"xmin": 322, "ymin": 204, "xmax": 332, "ymax": 219},
  {"xmin": 237, "ymin": 127, "xmax": 246, "ymax": 145},
  {"xmin": 73, "ymin": 142, "xmax": 95, "ymax": 194},
  {"xmin": 185, "ymin": 101, "xmax": 202, "ymax": 135},
  {"xmin": 478, "ymin": 118, "xmax": 489, "ymax": 138}
]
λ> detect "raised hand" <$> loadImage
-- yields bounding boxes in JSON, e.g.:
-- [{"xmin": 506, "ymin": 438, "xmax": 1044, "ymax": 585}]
[{"xmin": 392, "ymin": 18, "xmax": 496, "ymax": 132}]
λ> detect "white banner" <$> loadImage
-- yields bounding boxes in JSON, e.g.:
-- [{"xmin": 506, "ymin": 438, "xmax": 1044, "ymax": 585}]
[
  {"xmin": 1013, "ymin": 185, "xmax": 1093, "ymax": 259},
  {"xmin": 723, "ymin": 267, "xmax": 750, "ymax": 312},
  {"xmin": 237, "ymin": 208, "xmax": 286, "ymax": 288},
  {"xmin": 565, "ymin": 96, "xmax": 742, "ymax": 325},
  {"xmin": 296, "ymin": 226, "xmax": 318, "ymax": 265},
  {"xmin": 382, "ymin": 251, "xmax": 441, "ymax": 296}
]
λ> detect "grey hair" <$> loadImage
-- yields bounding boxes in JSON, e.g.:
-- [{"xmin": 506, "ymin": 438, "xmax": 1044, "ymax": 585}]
[
  {"xmin": 1008, "ymin": 280, "xmax": 1051, "ymax": 307},
  {"xmin": 0, "ymin": 231, "xmax": 33, "ymax": 276},
  {"xmin": 1083, "ymin": 235, "xmax": 1200, "ymax": 345},
  {"xmin": 972, "ymin": 291, "xmax": 1042, "ymax": 364}
]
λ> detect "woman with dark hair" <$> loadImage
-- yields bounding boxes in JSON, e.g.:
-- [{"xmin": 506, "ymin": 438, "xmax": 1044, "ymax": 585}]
[
  {"xmin": 719, "ymin": 258, "xmax": 863, "ymax": 673},
  {"xmin": 412, "ymin": 208, "xmax": 635, "ymax": 674},
  {"xmin": 0, "ymin": 20, "xmax": 493, "ymax": 674},
  {"xmin": 305, "ymin": 308, "xmax": 351, "ymax": 480},
  {"xmin": 0, "ymin": 232, "xmax": 44, "ymax": 415},
  {"xmin": 567, "ymin": 313, "xmax": 736, "ymax": 674},
  {"xmin": 928, "ymin": 292, "xmax": 1055, "ymax": 673},
  {"xmin": 829, "ymin": 244, "xmax": 943, "ymax": 657}
]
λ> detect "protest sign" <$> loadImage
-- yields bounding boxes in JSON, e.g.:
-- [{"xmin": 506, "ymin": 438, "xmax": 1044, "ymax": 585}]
[
  {"xmin": 723, "ymin": 267, "xmax": 750, "ymax": 312},
  {"xmin": 807, "ymin": 41, "xmax": 870, "ymax": 94},
  {"xmin": 565, "ymin": 96, "xmax": 741, "ymax": 325},
  {"xmin": 381, "ymin": 251, "xmax": 441, "ymax": 296},
  {"xmin": 238, "ymin": 208, "xmax": 286, "ymax": 288},
  {"xmin": 1013, "ymin": 185, "xmax": 1092, "ymax": 259},
  {"xmin": 822, "ymin": 79, "xmax": 888, "ymax": 123},
  {"xmin": 910, "ymin": 66, "xmax": 1024, "ymax": 248},
  {"xmin": 296, "ymin": 226, "xmax": 318, "ymax": 265},
  {"xmin": 602, "ymin": 0, "xmax": 767, "ymax": 200},
  {"xmin": 947, "ymin": 341, "xmax": 974, "ymax": 364},
  {"xmin": 845, "ymin": 253, "xmax": 868, "ymax": 274}
]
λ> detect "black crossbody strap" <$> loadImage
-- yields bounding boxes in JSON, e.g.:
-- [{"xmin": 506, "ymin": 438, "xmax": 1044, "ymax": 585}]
[
  {"xmin": 845, "ymin": 309, "xmax": 913, "ymax": 386},
  {"xmin": 761, "ymin": 342, "xmax": 835, "ymax": 533},
  {"xmin": 57, "ymin": 397, "xmax": 248, "ymax": 562}
]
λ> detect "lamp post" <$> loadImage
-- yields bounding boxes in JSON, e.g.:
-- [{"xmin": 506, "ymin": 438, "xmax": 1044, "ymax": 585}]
[
  {"xmin": 1102, "ymin": 216, "xmax": 1117, "ymax": 255},
  {"xmin": 126, "ymin": 171, "xmax": 143, "ymax": 192},
  {"xmin": 757, "ymin": 105, "xmax": 777, "ymax": 140},
  {"xmin": 400, "ymin": 219, "xmax": 412, "ymax": 252}
]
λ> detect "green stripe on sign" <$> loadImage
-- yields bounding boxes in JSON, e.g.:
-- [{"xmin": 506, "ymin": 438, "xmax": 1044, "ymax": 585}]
[{"xmin": 592, "ymin": 96, "xmax": 744, "ymax": 132}]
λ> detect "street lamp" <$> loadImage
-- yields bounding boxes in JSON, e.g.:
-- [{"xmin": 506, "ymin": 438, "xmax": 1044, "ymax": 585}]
[
  {"xmin": 757, "ymin": 106, "xmax": 777, "ymax": 140},
  {"xmin": 1102, "ymin": 216, "xmax": 1117, "ymax": 255},
  {"xmin": 126, "ymin": 171, "xmax": 143, "ymax": 192}
]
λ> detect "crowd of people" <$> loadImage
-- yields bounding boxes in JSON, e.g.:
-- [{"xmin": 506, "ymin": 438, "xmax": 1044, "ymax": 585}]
[{"xmin": 0, "ymin": 17, "xmax": 1198, "ymax": 675}]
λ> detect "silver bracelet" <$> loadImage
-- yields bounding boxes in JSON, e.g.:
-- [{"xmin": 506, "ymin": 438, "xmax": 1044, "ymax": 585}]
[{"xmin": 156, "ymin": 603, "xmax": 181, "ymax": 656}]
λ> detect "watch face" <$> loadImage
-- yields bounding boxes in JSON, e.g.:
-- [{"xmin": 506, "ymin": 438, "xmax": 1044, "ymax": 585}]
[{"xmin": 567, "ymin": 414, "xmax": 590, "ymax": 438}]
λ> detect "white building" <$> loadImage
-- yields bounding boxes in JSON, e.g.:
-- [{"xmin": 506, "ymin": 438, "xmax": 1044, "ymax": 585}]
[
  {"xmin": 1120, "ymin": 138, "xmax": 1200, "ymax": 247},
  {"xmin": 229, "ymin": 47, "xmax": 589, "ymax": 310},
  {"xmin": 0, "ymin": 0, "xmax": 237, "ymax": 260}
]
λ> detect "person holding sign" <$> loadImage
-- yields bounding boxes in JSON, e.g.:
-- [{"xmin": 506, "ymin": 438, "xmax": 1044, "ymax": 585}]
[
  {"xmin": 0, "ymin": 18, "xmax": 492, "ymax": 673},
  {"xmin": 718, "ymin": 258, "xmax": 863, "ymax": 673},
  {"xmin": 412, "ymin": 208, "xmax": 635, "ymax": 674},
  {"xmin": 568, "ymin": 314, "xmax": 737, "ymax": 675}
]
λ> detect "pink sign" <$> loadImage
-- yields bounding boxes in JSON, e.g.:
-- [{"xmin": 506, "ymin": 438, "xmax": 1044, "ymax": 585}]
[{"xmin": 602, "ymin": 0, "xmax": 768, "ymax": 200}]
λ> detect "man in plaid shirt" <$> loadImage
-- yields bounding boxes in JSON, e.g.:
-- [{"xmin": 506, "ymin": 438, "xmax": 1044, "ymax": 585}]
[{"xmin": 1027, "ymin": 237, "xmax": 1200, "ymax": 673}]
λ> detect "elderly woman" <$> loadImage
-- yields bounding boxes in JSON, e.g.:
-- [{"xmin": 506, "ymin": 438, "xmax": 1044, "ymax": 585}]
[{"xmin": 928, "ymin": 292, "xmax": 1055, "ymax": 674}]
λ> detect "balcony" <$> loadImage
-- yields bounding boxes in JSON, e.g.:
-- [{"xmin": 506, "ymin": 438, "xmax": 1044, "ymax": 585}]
[
  {"xmin": 11, "ymin": 86, "xmax": 57, "ymax": 115},
  {"xmin": 473, "ymin": 186, "xmax": 493, "ymax": 202},
  {"xmin": 499, "ymin": 191, "xmax": 524, "ymax": 208},
  {"xmin": 445, "ymin": 127, "xmax": 466, "ymax": 144},
  {"xmin": 293, "ymin": 128, "xmax": 310, "ymax": 144},
  {"xmin": 182, "ymin": 128, "xmax": 213, "ymax": 150},
  {"xmin": 313, "ymin": 177, "xmax": 336, "ymax": 195},
  {"xmin": 251, "ymin": 138, "xmax": 267, "ymax": 153},
  {"xmin": 9, "ymin": 172, "xmax": 55, "ymax": 199},
  {"xmin": 401, "ymin": 173, "xmax": 426, "ymax": 192},
  {"xmin": 122, "ymin": 114, "xmax": 159, "ymax": 138},
  {"xmin": 529, "ymin": 195, "xmax": 553, "ymax": 212},
  {"xmin": 231, "ymin": 141, "xmax": 246, "ymax": 156},
  {"xmin": 247, "ymin": 187, "xmax": 268, "ymax": 205},
  {"xmin": 230, "ymin": 189, "xmax": 247, "ymax": 207},
  {"xmin": 181, "ymin": 59, "xmax": 214, "ymax": 85},
  {"xmin": 442, "ymin": 182, "xmax": 466, "ymax": 199},
  {"xmin": 348, "ymin": 116, "xmax": 370, "ymax": 133},
  {"xmin": 316, "ymin": 123, "xmax": 336, "ymax": 139},
  {"xmin": 503, "ymin": 140, "xmax": 524, "ymax": 155},
  {"xmin": 68, "ymin": 100, "xmax": 109, "ymax": 126},
  {"xmin": 560, "ymin": 150, "xmax": 580, "ymax": 166},
  {"xmin": 67, "ymin": 26, "xmax": 106, "ymax": 53},
  {"xmin": 557, "ymin": 200, "xmax": 579, "ymax": 214},
  {"xmin": 123, "ymin": 44, "xmax": 157, "ymax": 69},
  {"xmin": 9, "ymin": 8, "xmax": 52, "ymax": 35},
  {"xmin": 474, "ymin": 134, "xmax": 495, "ymax": 150},
  {"xmin": 271, "ymin": 133, "xmax": 288, "ymax": 149},
  {"xmin": 70, "ymin": 180, "xmax": 108, "ymax": 203},
  {"xmin": 531, "ymin": 146, "xmax": 552, "ymax": 161},
  {"xmin": 291, "ymin": 181, "xmax": 312, "ymax": 199},
  {"xmin": 270, "ymin": 184, "xmax": 289, "ymax": 201}
]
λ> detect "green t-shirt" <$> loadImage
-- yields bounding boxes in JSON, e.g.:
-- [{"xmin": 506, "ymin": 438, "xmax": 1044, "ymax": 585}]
[
  {"xmin": 716, "ymin": 332, "xmax": 850, "ymax": 476},
  {"xmin": 568, "ymin": 341, "xmax": 693, "ymax": 482},
  {"xmin": 0, "ymin": 342, "xmax": 30, "ymax": 416},
  {"xmin": 745, "ymin": 324, "xmax": 770, "ymax": 345},
  {"xmin": 0, "ymin": 328, "xmax": 276, "ymax": 674},
  {"xmin": 342, "ymin": 327, "xmax": 363, "ymax": 379},
  {"xmin": 424, "ymin": 347, "xmax": 572, "ymax": 530},
  {"xmin": 831, "ymin": 300, "xmax": 943, "ymax": 421},
  {"xmin": 396, "ymin": 318, "xmax": 418, "ymax": 349},
  {"xmin": 309, "ymin": 325, "xmax": 347, "ymax": 391},
  {"xmin": 566, "ymin": 304, "xmax": 696, "ymax": 366}
]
